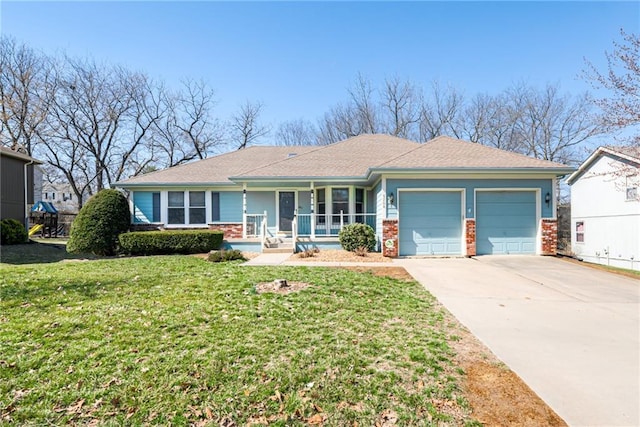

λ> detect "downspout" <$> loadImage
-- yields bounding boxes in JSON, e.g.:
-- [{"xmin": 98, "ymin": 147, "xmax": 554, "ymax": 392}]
[{"xmin": 24, "ymin": 159, "xmax": 35, "ymax": 234}]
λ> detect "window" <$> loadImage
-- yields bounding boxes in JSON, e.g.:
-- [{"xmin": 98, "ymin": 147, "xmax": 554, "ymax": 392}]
[
  {"xmin": 168, "ymin": 191, "xmax": 185, "ymax": 224},
  {"xmin": 355, "ymin": 188, "xmax": 364, "ymax": 223},
  {"xmin": 626, "ymin": 187, "xmax": 638, "ymax": 201},
  {"xmin": 189, "ymin": 191, "xmax": 206, "ymax": 224},
  {"xmin": 52, "ymin": 193, "xmax": 55, "ymax": 200},
  {"xmin": 44, "ymin": 192, "xmax": 48, "ymax": 200},
  {"xmin": 575, "ymin": 221, "xmax": 584, "ymax": 243},
  {"xmin": 316, "ymin": 188, "xmax": 326, "ymax": 224},
  {"xmin": 332, "ymin": 188, "xmax": 349, "ymax": 224},
  {"xmin": 211, "ymin": 192, "xmax": 220, "ymax": 222}
]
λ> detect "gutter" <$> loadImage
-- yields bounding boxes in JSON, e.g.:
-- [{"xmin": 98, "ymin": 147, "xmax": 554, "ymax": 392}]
[{"xmin": 24, "ymin": 159, "xmax": 35, "ymax": 234}]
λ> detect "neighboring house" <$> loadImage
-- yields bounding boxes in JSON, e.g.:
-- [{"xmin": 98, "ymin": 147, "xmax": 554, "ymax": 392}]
[
  {"xmin": 41, "ymin": 182, "xmax": 81, "ymax": 213},
  {"xmin": 114, "ymin": 134, "xmax": 573, "ymax": 256},
  {"xmin": 567, "ymin": 146, "xmax": 640, "ymax": 271},
  {"xmin": 0, "ymin": 145, "xmax": 43, "ymax": 228}
]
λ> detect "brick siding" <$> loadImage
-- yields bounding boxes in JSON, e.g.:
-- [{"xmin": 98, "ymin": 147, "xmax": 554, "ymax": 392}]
[
  {"xmin": 208, "ymin": 223, "xmax": 243, "ymax": 239},
  {"xmin": 540, "ymin": 219, "xmax": 558, "ymax": 255},
  {"xmin": 465, "ymin": 218, "xmax": 476, "ymax": 257}
]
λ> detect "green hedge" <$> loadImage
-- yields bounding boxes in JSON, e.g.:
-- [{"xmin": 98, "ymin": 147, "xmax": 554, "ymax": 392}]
[
  {"xmin": 1, "ymin": 218, "xmax": 28, "ymax": 245},
  {"xmin": 118, "ymin": 230, "xmax": 224, "ymax": 255}
]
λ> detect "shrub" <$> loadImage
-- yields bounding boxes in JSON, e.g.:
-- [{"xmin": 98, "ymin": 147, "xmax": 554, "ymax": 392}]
[
  {"xmin": 0, "ymin": 218, "xmax": 28, "ymax": 245},
  {"xmin": 207, "ymin": 249, "xmax": 246, "ymax": 263},
  {"xmin": 67, "ymin": 189, "xmax": 130, "ymax": 256},
  {"xmin": 119, "ymin": 230, "xmax": 224, "ymax": 255},
  {"xmin": 338, "ymin": 223, "xmax": 377, "ymax": 252}
]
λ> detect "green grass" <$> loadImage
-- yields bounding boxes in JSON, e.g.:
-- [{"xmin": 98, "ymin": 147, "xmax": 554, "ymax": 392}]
[
  {"xmin": 0, "ymin": 239, "xmax": 98, "ymax": 265},
  {"xmin": 1, "ymin": 256, "xmax": 474, "ymax": 425}
]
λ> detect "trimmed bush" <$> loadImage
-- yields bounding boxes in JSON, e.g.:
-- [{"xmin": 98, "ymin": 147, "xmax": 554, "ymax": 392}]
[
  {"xmin": 67, "ymin": 189, "xmax": 130, "ymax": 256},
  {"xmin": 338, "ymin": 223, "xmax": 377, "ymax": 252},
  {"xmin": 119, "ymin": 230, "xmax": 224, "ymax": 255},
  {"xmin": 207, "ymin": 249, "xmax": 246, "ymax": 263},
  {"xmin": 1, "ymin": 218, "xmax": 28, "ymax": 245}
]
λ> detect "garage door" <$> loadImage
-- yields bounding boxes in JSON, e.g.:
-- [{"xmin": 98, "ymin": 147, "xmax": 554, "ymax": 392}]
[
  {"xmin": 399, "ymin": 191, "xmax": 462, "ymax": 256},
  {"xmin": 476, "ymin": 191, "xmax": 537, "ymax": 255}
]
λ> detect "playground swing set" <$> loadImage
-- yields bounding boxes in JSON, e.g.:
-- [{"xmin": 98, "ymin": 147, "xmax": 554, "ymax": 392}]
[{"xmin": 29, "ymin": 201, "xmax": 63, "ymax": 238}]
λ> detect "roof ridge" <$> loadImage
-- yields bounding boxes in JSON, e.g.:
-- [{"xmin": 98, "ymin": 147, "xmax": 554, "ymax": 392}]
[
  {"xmin": 230, "ymin": 144, "xmax": 329, "ymax": 177},
  {"xmin": 374, "ymin": 140, "xmax": 426, "ymax": 168}
]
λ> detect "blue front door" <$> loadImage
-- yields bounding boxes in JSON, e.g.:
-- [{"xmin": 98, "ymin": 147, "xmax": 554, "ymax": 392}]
[
  {"xmin": 399, "ymin": 191, "xmax": 462, "ymax": 256},
  {"xmin": 476, "ymin": 191, "xmax": 537, "ymax": 255}
]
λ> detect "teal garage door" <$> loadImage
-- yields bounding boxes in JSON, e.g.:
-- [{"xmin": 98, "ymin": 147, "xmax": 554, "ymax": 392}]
[
  {"xmin": 399, "ymin": 191, "xmax": 462, "ymax": 256},
  {"xmin": 476, "ymin": 191, "xmax": 537, "ymax": 255}
]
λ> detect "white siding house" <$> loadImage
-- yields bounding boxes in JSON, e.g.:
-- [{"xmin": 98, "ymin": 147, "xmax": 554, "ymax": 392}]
[{"xmin": 567, "ymin": 146, "xmax": 640, "ymax": 271}]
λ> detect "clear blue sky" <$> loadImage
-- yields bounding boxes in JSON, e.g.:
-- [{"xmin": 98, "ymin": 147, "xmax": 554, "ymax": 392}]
[{"xmin": 2, "ymin": 1, "xmax": 639, "ymax": 142}]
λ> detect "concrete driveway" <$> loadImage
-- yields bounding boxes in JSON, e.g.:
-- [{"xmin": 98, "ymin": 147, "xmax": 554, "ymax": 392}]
[{"xmin": 393, "ymin": 256, "xmax": 639, "ymax": 427}]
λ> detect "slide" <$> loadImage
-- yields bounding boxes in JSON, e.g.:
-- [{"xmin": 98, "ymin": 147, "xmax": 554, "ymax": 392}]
[{"xmin": 28, "ymin": 224, "xmax": 43, "ymax": 236}]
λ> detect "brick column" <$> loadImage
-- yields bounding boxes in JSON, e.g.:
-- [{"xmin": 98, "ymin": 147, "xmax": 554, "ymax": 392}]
[
  {"xmin": 540, "ymin": 219, "xmax": 558, "ymax": 255},
  {"xmin": 382, "ymin": 219, "xmax": 399, "ymax": 258},
  {"xmin": 465, "ymin": 219, "xmax": 476, "ymax": 257}
]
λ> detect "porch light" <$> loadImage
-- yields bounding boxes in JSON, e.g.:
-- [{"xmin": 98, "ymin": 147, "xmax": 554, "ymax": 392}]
[
  {"xmin": 388, "ymin": 192, "xmax": 394, "ymax": 205},
  {"xmin": 545, "ymin": 192, "xmax": 551, "ymax": 206}
]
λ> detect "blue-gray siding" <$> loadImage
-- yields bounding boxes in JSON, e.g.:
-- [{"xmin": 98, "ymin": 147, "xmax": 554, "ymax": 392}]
[
  {"xmin": 220, "ymin": 192, "xmax": 242, "ymax": 222},
  {"xmin": 399, "ymin": 191, "xmax": 462, "ymax": 255},
  {"xmin": 476, "ymin": 191, "xmax": 537, "ymax": 255},
  {"xmin": 246, "ymin": 191, "xmax": 276, "ymax": 227}
]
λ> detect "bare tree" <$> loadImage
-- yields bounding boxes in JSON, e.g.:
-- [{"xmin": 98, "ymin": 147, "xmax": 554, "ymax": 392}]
[
  {"xmin": 419, "ymin": 81, "xmax": 464, "ymax": 141},
  {"xmin": 0, "ymin": 36, "xmax": 51, "ymax": 155},
  {"xmin": 348, "ymin": 73, "xmax": 379, "ymax": 134},
  {"xmin": 381, "ymin": 76, "xmax": 420, "ymax": 139},
  {"xmin": 507, "ymin": 83, "xmax": 603, "ymax": 164},
  {"xmin": 150, "ymin": 80, "xmax": 224, "ymax": 167},
  {"xmin": 275, "ymin": 118, "xmax": 318, "ymax": 146},
  {"xmin": 42, "ymin": 56, "xmax": 156, "ymax": 206},
  {"xmin": 583, "ymin": 29, "xmax": 640, "ymax": 146},
  {"xmin": 229, "ymin": 100, "xmax": 270, "ymax": 150}
]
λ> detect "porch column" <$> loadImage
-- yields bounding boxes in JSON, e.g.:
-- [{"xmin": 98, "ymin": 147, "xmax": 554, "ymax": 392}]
[
  {"xmin": 242, "ymin": 184, "xmax": 247, "ymax": 239},
  {"xmin": 310, "ymin": 182, "xmax": 315, "ymax": 239}
]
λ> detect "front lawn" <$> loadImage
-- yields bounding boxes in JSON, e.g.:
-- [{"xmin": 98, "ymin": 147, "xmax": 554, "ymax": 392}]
[{"xmin": 0, "ymin": 256, "xmax": 475, "ymax": 425}]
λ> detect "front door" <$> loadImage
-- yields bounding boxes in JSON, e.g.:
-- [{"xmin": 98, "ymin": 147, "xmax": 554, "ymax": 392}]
[{"xmin": 278, "ymin": 191, "xmax": 295, "ymax": 232}]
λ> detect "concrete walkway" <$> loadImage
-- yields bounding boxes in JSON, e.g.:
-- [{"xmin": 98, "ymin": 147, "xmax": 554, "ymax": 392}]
[
  {"xmin": 243, "ymin": 252, "xmax": 292, "ymax": 265},
  {"xmin": 394, "ymin": 256, "xmax": 640, "ymax": 427}
]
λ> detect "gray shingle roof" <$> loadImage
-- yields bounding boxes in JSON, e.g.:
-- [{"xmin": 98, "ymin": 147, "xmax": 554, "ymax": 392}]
[
  {"xmin": 235, "ymin": 134, "xmax": 420, "ymax": 178},
  {"xmin": 116, "ymin": 134, "xmax": 573, "ymax": 187},
  {"xmin": 115, "ymin": 146, "xmax": 316, "ymax": 185},
  {"xmin": 377, "ymin": 136, "xmax": 570, "ymax": 169}
]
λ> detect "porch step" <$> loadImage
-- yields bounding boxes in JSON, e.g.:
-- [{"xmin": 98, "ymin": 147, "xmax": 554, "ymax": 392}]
[{"xmin": 263, "ymin": 237, "xmax": 295, "ymax": 253}]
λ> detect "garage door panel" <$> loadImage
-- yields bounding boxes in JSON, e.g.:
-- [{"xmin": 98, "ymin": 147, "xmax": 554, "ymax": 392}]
[
  {"xmin": 399, "ymin": 191, "xmax": 462, "ymax": 256},
  {"xmin": 476, "ymin": 191, "xmax": 536, "ymax": 255}
]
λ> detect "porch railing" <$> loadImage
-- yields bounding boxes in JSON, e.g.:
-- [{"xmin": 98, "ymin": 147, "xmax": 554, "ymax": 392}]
[
  {"xmin": 244, "ymin": 212, "xmax": 376, "ymax": 239},
  {"xmin": 244, "ymin": 213, "xmax": 266, "ymax": 238},
  {"xmin": 296, "ymin": 212, "xmax": 376, "ymax": 237}
]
